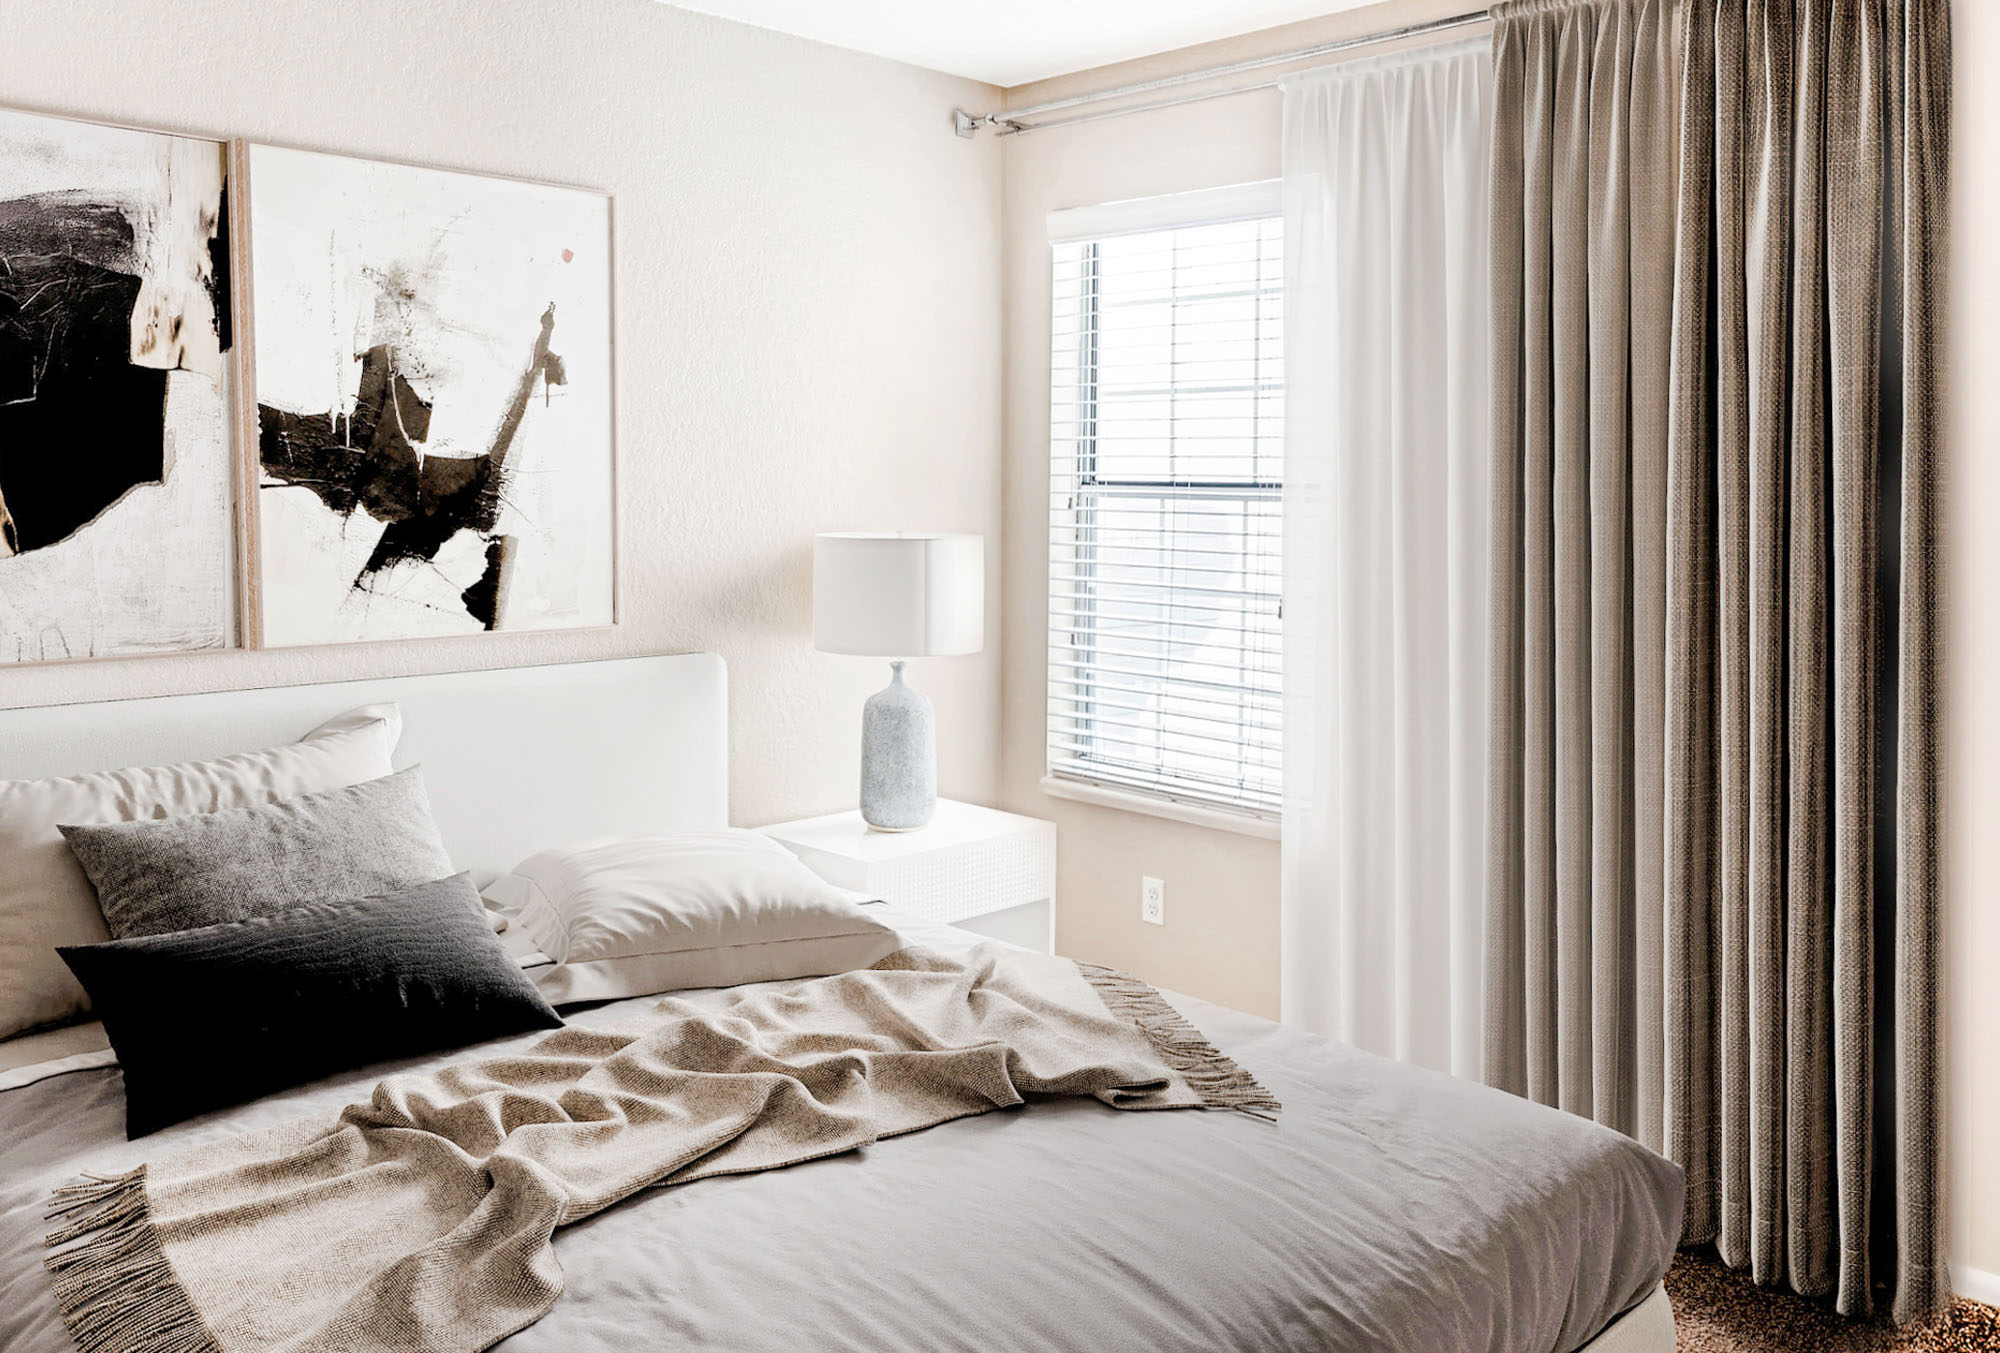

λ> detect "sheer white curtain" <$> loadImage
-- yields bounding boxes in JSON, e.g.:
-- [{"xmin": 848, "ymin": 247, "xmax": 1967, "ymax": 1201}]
[{"xmin": 1280, "ymin": 38, "xmax": 1493, "ymax": 1078}]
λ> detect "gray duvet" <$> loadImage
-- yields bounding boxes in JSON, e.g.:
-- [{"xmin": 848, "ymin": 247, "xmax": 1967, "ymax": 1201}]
[{"xmin": 0, "ymin": 919, "xmax": 1681, "ymax": 1353}]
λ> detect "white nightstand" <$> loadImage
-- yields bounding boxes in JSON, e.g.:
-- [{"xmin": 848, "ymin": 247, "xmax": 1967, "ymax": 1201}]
[{"xmin": 757, "ymin": 800, "xmax": 1057, "ymax": 953}]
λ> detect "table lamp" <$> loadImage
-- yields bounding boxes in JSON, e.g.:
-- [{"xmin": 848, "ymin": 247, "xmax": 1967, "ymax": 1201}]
[{"xmin": 812, "ymin": 532, "xmax": 984, "ymax": 831}]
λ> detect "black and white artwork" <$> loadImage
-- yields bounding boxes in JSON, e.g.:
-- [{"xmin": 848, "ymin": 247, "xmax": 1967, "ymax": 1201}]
[
  {"xmin": 248, "ymin": 145, "xmax": 613, "ymax": 646},
  {"xmin": 0, "ymin": 109, "xmax": 235, "ymax": 663}
]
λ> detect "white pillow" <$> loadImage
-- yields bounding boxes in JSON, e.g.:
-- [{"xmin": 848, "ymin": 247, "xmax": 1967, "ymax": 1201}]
[
  {"xmin": 482, "ymin": 831, "xmax": 902, "ymax": 1005},
  {"xmin": 0, "ymin": 705, "xmax": 402, "ymax": 1041}
]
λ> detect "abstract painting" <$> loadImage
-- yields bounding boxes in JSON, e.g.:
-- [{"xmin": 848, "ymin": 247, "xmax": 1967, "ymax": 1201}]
[
  {"xmin": 246, "ymin": 145, "xmax": 613, "ymax": 646},
  {"xmin": 0, "ymin": 109, "xmax": 235, "ymax": 663}
]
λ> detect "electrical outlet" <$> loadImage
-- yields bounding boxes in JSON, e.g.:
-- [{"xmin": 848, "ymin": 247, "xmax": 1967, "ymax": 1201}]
[{"xmin": 1141, "ymin": 876, "xmax": 1165, "ymax": 926}]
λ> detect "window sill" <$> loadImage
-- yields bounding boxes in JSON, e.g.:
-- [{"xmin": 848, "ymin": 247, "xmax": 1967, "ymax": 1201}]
[{"xmin": 1038, "ymin": 775, "xmax": 1280, "ymax": 841}]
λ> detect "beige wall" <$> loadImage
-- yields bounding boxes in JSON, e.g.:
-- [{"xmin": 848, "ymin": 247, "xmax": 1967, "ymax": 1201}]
[
  {"xmin": 1947, "ymin": 0, "xmax": 2000, "ymax": 1292},
  {"xmin": 0, "ymin": 0, "xmax": 1005, "ymax": 831},
  {"xmin": 1000, "ymin": 0, "xmax": 2000, "ymax": 1284}
]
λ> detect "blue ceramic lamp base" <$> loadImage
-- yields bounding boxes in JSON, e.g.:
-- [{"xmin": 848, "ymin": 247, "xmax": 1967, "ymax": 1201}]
[{"xmin": 860, "ymin": 661, "xmax": 936, "ymax": 831}]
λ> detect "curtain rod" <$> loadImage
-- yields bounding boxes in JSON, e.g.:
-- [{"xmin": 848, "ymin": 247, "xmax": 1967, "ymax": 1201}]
[{"xmin": 954, "ymin": 9, "xmax": 1492, "ymax": 138}]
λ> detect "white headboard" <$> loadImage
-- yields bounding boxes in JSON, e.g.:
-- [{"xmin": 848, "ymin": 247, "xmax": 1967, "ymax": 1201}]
[{"xmin": 0, "ymin": 654, "xmax": 728, "ymax": 883}]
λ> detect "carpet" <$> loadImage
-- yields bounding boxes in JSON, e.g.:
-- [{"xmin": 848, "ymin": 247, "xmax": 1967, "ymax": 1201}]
[{"xmin": 1666, "ymin": 1250, "xmax": 2000, "ymax": 1351}]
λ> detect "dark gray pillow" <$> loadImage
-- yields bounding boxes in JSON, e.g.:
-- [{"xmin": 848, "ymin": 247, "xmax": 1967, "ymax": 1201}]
[
  {"xmin": 60, "ymin": 767, "xmax": 456, "ymax": 938},
  {"xmin": 59, "ymin": 873, "xmax": 564, "ymax": 1136}
]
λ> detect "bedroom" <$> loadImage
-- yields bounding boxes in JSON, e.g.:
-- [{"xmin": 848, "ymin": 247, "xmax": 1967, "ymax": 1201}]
[{"xmin": 0, "ymin": 0, "xmax": 1991, "ymax": 1350}]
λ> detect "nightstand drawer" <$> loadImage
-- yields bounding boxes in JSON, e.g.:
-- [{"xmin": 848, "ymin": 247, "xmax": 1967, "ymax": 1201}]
[
  {"xmin": 811, "ymin": 833, "xmax": 1052, "ymax": 927},
  {"xmin": 758, "ymin": 801, "xmax": 1058, "ymax": 947}
]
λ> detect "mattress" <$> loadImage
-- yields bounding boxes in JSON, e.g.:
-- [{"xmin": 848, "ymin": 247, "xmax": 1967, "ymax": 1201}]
[{"xmin": 0, "ymin": 914, "xmax": 1682, "ymax": 1353}]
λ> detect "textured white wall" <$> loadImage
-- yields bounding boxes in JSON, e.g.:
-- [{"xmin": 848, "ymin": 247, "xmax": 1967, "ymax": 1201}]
[{"xmin": 0, "ymin": 0, "xmax": 1005, "ymax": 830}]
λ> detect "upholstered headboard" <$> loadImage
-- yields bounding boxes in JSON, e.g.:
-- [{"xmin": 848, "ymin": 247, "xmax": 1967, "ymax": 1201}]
[{"xmin": 0, "ymin": 654, "xmax": 729, "ymax": 883}]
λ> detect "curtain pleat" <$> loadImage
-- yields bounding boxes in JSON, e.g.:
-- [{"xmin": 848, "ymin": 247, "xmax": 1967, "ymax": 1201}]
[
  {"xmin": 1485, "ymin": 0, "xmax": 1950, "ymax": 1321},
  {"xmin": 1627, "ymin": 0, "xmax": 1677, "ymax": 1162},
  {"xmin": 1711, "ymin": 0, "xmax": 1753, "ymax": 1275},
  {"xmin": 1663, "ymin": 0, "xmax": 1720, "ymax": 1250},
  {"xmin": 1893, "ymin": 0, "xmax": 1948, "ymax": 1323},
  {"xmin": 1485, "ymin": 19, "xmax": 1529, "ymax": 1101},
  {"xmin": 1522, "ymin": 14, "xmax": 1560, "ymax": 1109},
  {"xmin": 1783, "ymin": 0, "xmax": 1837, "ymax": 1299},
  {"xmin": 1486, "ymin": 22, "xmax": 1531, "ymax": 1100},
  {"xmin": 1586, "ymin": 4, "xmax": 1636, "ymax": 1138},
  {"xmin": 1742, "ymin": 0, "xmax": 1796, "ymax": 1289},
  {"xmin": 1552, "ymin": 4, "xmax": 1597, "ymax": 1122},
  {"xmin": 1823, "ymin": 1, "xmax": 1886, "ymax": 1315}
]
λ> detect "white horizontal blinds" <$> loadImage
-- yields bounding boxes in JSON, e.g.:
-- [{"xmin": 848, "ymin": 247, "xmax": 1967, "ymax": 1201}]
[{"xmin": 1048, "ymin": 205, "xmax": 1283, "ymax": 817}]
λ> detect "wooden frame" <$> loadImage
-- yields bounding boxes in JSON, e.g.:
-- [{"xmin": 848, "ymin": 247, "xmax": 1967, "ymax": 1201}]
[{"xmin": 226, "ymin": 138, "xmax": 264, "ymax": 650}]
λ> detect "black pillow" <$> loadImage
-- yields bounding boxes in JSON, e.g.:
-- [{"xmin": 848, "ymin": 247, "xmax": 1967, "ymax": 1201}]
[{"xmin": 59, "ymin": 873, "xmax": 563, "ymax": 1137}]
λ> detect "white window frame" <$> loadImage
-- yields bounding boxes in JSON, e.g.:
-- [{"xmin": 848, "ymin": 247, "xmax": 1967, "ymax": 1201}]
[{"xmin": 1043, "ymin": 181, "xmax": 1284, "ymax": 838}]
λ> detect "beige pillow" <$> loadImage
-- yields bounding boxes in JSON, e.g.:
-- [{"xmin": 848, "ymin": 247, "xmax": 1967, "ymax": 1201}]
[
  {"xmin": 482, "ymin": 831, "xmax": 902, "ymax": 1005},
  {"xmin": 0, "ymin": 705, "xmax": 401, "ymax": 1040}
]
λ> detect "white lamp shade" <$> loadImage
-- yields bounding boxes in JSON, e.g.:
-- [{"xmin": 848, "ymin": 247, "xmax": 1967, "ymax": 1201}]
[{"xmin": 813, "ymin": 533, "xmax": 984, "ymax": 657}]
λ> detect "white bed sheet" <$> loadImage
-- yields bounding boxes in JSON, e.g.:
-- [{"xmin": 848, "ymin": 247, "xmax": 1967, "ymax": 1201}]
[{"xmin": 0, "ymin": 910, "xmax": 1681, "ymax": 1353}]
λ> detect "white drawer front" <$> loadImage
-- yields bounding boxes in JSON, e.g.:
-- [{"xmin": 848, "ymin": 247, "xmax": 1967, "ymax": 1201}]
[{"xmin": 864, "ymin": 832, "xmax": 1055, "ymax": 927}]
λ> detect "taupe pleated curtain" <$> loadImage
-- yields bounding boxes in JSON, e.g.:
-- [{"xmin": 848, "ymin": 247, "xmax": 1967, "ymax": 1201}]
[
  {"xmin": 1483, "ymin": 0, "xmax": 1951, "ymax": 1322},
  {"xmin": 1483, "ymin": 0, "xmax": 1677, "ymax": 1142}
]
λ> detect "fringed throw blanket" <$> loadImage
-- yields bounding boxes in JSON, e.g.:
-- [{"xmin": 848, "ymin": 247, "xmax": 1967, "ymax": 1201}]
[{"xmin": 44, "ymin": 945, "xmax": 1277, "ymax": 1353}]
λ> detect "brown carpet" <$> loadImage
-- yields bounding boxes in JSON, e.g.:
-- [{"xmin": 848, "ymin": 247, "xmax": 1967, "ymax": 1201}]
[{"xmin": 1666, "ymin": 1250, "xmax": 2000, "ymax": 1351}]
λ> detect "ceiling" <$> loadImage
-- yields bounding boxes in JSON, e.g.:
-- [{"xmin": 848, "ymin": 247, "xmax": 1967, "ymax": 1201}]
[{"xmin": 660, "ymin": 0, "xmax": 1381, "ymax": 88}]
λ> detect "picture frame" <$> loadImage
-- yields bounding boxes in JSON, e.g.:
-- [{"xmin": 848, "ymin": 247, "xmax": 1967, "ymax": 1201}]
[{"xmin": 234, "ymin": 141, "xmax": 618, "ymax": 649}]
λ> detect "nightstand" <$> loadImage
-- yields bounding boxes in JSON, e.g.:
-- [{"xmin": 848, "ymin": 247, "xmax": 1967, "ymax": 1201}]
[{"xmin": 757, "ymin": 800, "xmax": 1056, "ymax": 953}]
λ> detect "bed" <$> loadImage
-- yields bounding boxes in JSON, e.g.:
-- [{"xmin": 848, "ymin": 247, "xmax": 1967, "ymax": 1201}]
[{"xmin": 0, "ymin": 654, "xmax": 1681, "ymax": 1353}]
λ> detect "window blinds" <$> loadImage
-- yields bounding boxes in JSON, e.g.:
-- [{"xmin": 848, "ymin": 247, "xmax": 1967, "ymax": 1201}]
[{"xmin": 1046, "ymin": 197, "xmax": 1283, "ymax": 818}]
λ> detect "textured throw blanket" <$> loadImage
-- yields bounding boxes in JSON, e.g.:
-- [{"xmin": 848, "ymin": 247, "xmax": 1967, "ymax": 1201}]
[{"xmin": 43, "ymin": 945, "xmax": 1277, "ymax": 1353}]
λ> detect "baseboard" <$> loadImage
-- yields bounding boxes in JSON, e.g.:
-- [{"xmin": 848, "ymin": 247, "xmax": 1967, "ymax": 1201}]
[{"xmin": 1954, "ymin": 1262, "xmax": 2000, "ymax": 1308}]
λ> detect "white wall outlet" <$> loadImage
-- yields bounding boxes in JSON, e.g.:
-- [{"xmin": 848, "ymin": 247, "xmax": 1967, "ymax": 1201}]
[{"xmin": 1141, "ymin": 876, "xmax": 1165, "ymax": 926}]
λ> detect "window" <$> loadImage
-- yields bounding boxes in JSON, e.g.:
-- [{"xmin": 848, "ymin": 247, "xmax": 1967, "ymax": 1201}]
[{"xmin": 1046, "ymin": 184, "xmax": 1283, "ymax": 822}]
